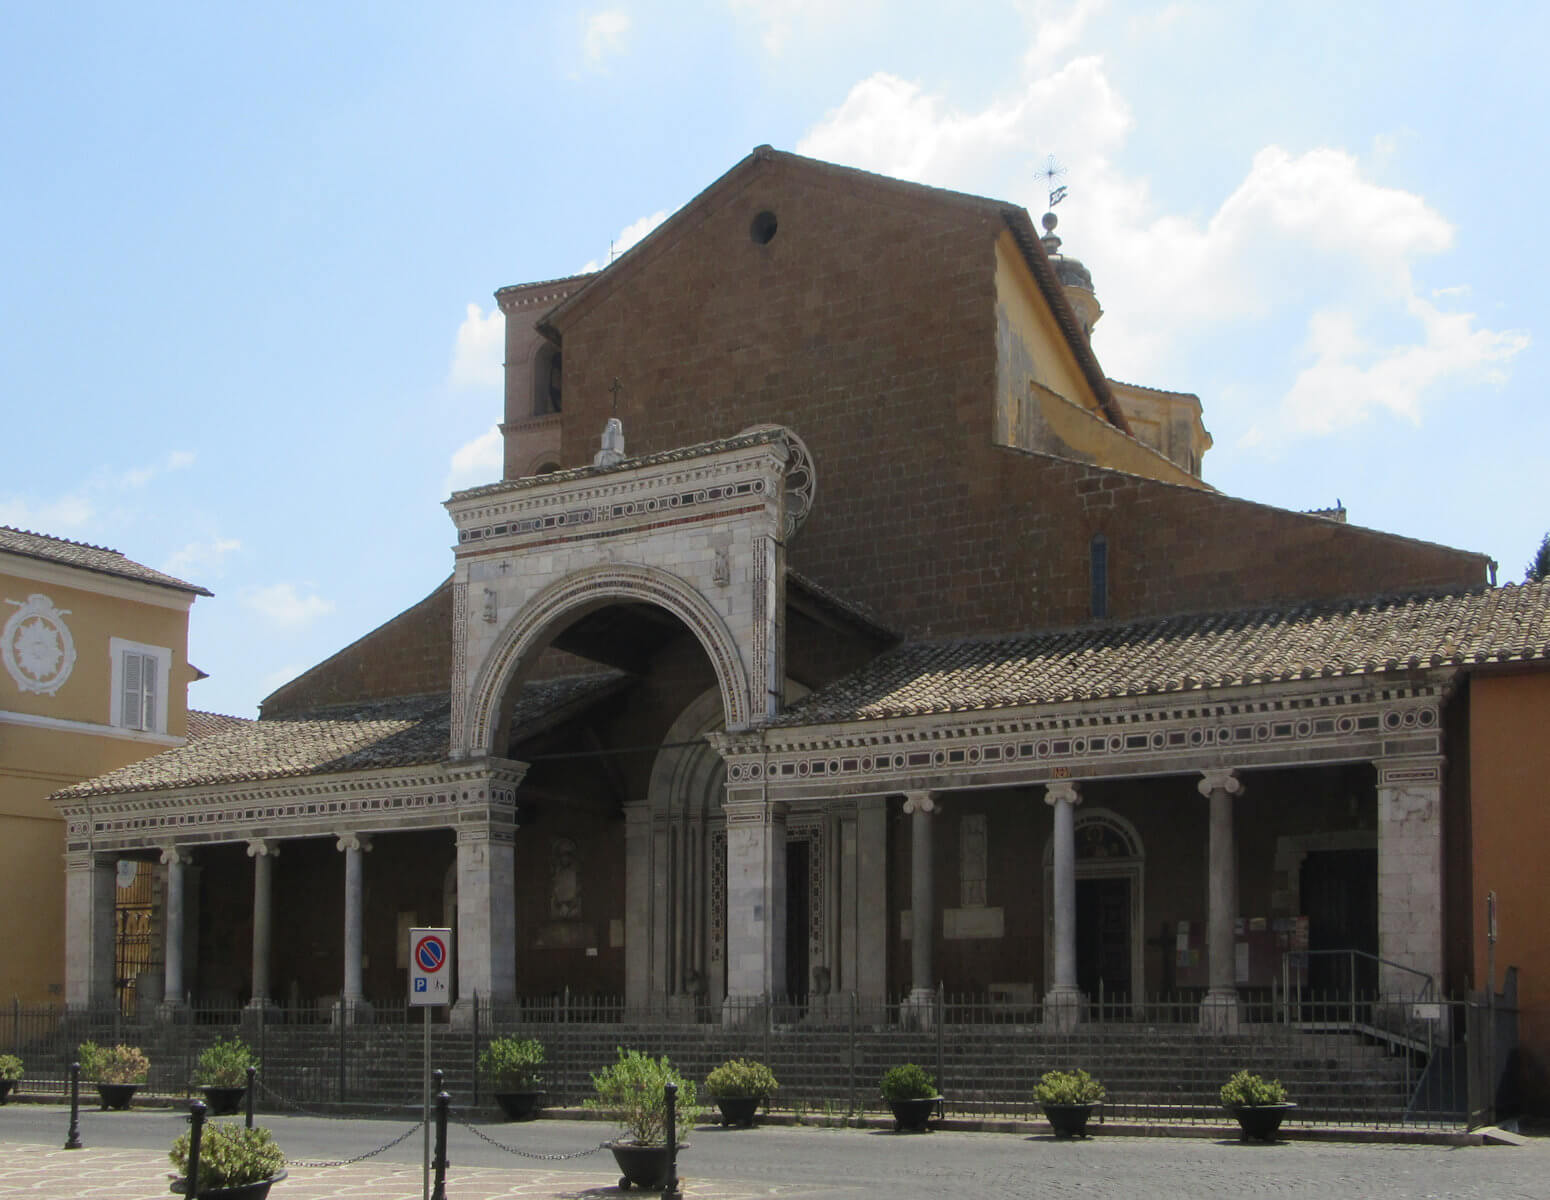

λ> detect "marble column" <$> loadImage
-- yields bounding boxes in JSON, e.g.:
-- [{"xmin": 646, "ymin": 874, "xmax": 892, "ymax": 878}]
[
  {"xmin": 1044, "ymin": 781, "xmax": 1083, "ymax": 1029},
  {"xmin": 159, "ymin": 846, "xmax": 192, "ymax": 1018},
  {"xmin": 721, "ymin": 797, "xmax": 786, "ymax": 1024},
  {"xmin": 1376, "ymin": 756, "xmax": 1445, "ymax": 999},
  {"xmin": 453, "ymin": 825, "xmax": 516, "ymax": 1024},
  {"xmin": 1199, "ymin": 769, "xmax": 1243, "ymax": 1032},
  {"xmin": 63, "ymin": 852, "xmax": 117, "ymax": 1010},
  {"xmin": 336, "ymin": 832, "xmax": 372, "ymax": 1023},
  {"xmin": 246, "ymin": 840, "xmax": 278, "ymax": 1011},
  {"xmin": 902, "ymin": 792, "xmax": 937, "ymax": 1025}
]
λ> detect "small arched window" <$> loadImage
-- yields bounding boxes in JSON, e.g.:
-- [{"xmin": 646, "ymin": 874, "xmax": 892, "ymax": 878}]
[
  {"xmin": 1089, "ymin": 533, "xmax": 1108, "ymax": 620},
  {"xmin": 533, "ymin": 344, "xmax": 562, "ymax": 416}
]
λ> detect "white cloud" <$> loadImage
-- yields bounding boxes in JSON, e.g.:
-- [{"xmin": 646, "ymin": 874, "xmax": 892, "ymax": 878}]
[
  {"xmin": 727, "ymin": 0, "xmax": 880, "ymax": 57},
  {"xmin": 0, "ymin": 492, "xmax": 94, "ymax": 533},
  {"xmin": 121, "ymin": 450, "xmax": 197, "ymax": 489},
  {"xmin": 244, "ymin": 583, "xmax": 334, "ymax": 630},
  {"xmin": 583, "ymin": 9, "xmax": 631, "ymax": 65},
  {"xmin": 795, "ymin": 45, "xmax": 1527, "ymax": 444},
  {"xmin": 445, "ymin": 425, "xmax": 504, "ymax": 494},
  {"xmin": 580, "ymin": 209, "xmax": 669, "ymax": 273},
  {"xmin": 162, "ymin": 537, "xmax": 241, "ymax": 580},
  {"xmin": 450, "ymin": 302, "xmax": 504, "ymax": 391}
]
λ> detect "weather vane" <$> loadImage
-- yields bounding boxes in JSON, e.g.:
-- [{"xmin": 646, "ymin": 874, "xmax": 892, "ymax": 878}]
[{"xmin": 1036, "ymin": 154, "xmax": 1068, "ymax": 211}]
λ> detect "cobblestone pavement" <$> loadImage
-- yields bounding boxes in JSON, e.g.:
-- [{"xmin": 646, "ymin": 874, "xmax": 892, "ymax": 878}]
[{"xmin": 2, "ymin": 1106, "xmax": 1548, "ymax": 1199}]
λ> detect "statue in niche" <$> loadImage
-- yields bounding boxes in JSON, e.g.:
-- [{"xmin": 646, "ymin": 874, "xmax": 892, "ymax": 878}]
[{"xmin": 549, "ymin": 836, "xmax": 580, "ymax": 919}]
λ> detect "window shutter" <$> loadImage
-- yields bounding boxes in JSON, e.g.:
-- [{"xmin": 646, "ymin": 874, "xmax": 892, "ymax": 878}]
[
  {"xmin": 122, "ymin": 651, "xmax": 143, "ymax": 729},
  {"xmin": 141, "ymin": 653, "xmax": 158, "ymax": 732}
]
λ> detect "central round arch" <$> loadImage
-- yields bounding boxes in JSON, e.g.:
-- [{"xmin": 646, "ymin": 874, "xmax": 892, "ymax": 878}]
[{"xmin": 464, "ymin": 562, "xmax": 753, "ymax": 756}]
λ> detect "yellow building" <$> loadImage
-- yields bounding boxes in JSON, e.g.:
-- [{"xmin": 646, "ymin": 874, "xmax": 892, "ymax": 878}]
[{"xmin": 0, "ymin": 526, "xmax": 209, "ymax": 1006}]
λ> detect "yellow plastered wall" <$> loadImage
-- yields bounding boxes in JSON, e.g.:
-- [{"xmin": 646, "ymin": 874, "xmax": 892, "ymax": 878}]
[
  {"xmin": 1469, "ymin": 669, "xmax": 1550, "ymax": 1110},
  {"xmin": 992, "ymin": 235, "xmax": 1208, "ymax": 491},
  {"xmin": 0, "ymin": 560, "xmax": 196, "ymax": 1004}
]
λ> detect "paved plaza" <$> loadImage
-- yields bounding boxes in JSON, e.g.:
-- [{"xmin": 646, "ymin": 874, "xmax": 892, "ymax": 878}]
[{"xmin": 1, "ymin": 1105, "xmax": 1548, "ymax": 1199}]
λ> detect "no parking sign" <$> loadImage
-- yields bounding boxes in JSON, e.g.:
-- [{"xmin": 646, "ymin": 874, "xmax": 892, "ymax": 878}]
[{"xmin": 408, "ymin": 926, "xmax": 452, "ymax": 1006}]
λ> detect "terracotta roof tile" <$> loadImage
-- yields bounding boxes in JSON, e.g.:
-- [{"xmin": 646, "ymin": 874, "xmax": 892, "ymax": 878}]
[
  {"xmin": 186, "ymin": 710, "xmax": 255, "ymax": 740},
  {"xmin": 0, "ymin": 526, "xmax": 211, "ymax": 596},
  {"xmin": 54, "ymin": 673, "xmax": 626, "ymax": 799},
  {"xmin": 774, "ymin": 582, "xmax": 1550, "ymax": 725}
]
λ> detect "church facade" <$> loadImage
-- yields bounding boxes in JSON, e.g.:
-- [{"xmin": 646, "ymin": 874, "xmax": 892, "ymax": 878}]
[{"xmin": 52, "ymin": 149, "xmax": 1550, "ymax": 1093}]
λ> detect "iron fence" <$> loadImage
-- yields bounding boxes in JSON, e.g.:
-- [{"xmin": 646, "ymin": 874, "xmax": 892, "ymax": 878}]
[{"xmin": 0, "ymin": 986, "xmax": 1512, "ymax": 1131}]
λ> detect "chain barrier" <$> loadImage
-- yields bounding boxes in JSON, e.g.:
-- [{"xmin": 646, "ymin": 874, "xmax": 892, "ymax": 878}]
[
  {"xmin": 251, "ymin": 1076, "xmax": 425, "ymax": 1169},
  {"xmin": 286, "ymin": 1118, "xmax": 426, "ymax": 1168},
  {"xmin": 451, "ymin": 1108, "xmax": 611, "ymax": 1161}
]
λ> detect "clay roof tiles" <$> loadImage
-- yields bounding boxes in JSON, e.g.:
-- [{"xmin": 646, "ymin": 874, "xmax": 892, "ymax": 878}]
[
  {"xmin": 0, "ymin": 526, "xmax": 211, "ymax": 596},
  {"xmin": 53, "ymin": 673, "xmax": 626, "ymax": 800},
  {"xmin": 773, "ymin": 582, "xmax": 1550, "ymax": 725}
]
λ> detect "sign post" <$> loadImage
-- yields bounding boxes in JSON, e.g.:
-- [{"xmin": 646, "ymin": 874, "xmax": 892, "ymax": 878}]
[{"xmin": 409, "ymin": 927, "xmax": 452, "ymax": 1200}]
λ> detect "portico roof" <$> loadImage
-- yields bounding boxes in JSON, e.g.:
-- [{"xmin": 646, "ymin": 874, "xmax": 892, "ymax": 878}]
[
  {"xmin": 52, "ymin": 673, "xmax": 626, "ymax": 800},
  {"xmin": 773, "ymin": 581, "xmax": 1550, "ymax": 725}
]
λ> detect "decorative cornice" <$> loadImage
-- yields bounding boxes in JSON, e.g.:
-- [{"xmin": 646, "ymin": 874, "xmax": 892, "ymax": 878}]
[{"xmin": 716, "ymin": 677, "xmax": 1446, "ymax": 802}]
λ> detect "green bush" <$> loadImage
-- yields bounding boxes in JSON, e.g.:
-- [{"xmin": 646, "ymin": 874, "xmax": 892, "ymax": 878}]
[
  {"xmin": 879, "ymin": 1063, "xmax": 937, "ymax": 1101},
  {"xmin": 0, "ymin": 1054, "xmax": 22, "ymax": 1082},
  {"xmin": 477, "ymin": 1036, "xmax": 545, "ymax": 1090},
  {"xmin": 704, "ymin": 1058, "xmax": 779, "ymax": 1101},
  {"xmin": 170, "ymin": 1122, "xmax": 284, "ymax": 1188},
  {"xmin": 1220, "ymin": 1070, "xmax": 1288, "ymax": 1107},
  {"xmin": 194, "ymin": 1038, "xmax": 259, "ymax": 1088},
  {"xmin": 585, "ymin": 1048, "xmax": 702, "ymax": 1144},
  {"xmin": 1033, "ymin": 1069, "xmax": 1105, "ymax": 1105},
  {"xmin": 77, "ymin": 1041, "xmax": 150, "ymax": 1085}
]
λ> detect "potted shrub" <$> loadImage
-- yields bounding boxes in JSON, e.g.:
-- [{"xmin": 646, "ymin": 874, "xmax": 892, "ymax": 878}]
[
  {"xmin": 704, "ymin": 1058, "xmax": 779, "ymax": 1128},
  {"xmin": 0, "ymin": 1054, "xmax": 21, "ymax": 1104},
  {"xmin": 477, "ymin": 1035, "xmax": 546, "ymax": 1121},
  {"xmin": 1220, "ymin": 1069, "xmax": 1295, "ymax": 1142},
  {"xmin": 194, "ymin": 1038, "xmax": 259, "ymax": 1116},
  {"xmin": 585, "ymin": 1048, "xmax": 701, "ymax": 1190},
  {"xmin": 1033, "ymin": 1068, "xmax": 1105, "ymax": 1138},
  {"xmin": 879, "ymin": 1063, "xmax": 941, "ymax": 1133},
  {"xmin": 78, "ymin": 1041, "xmax": 150, "ymax": 1110},
  {"xmin": 170, "ymin": 1120, "xmax": 287, "ymax": 1199}
]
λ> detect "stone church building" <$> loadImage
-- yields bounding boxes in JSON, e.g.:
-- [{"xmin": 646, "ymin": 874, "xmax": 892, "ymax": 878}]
[{"xmin": 54, "ymin": 149, "xmax": 1550, "ymax": 1078}]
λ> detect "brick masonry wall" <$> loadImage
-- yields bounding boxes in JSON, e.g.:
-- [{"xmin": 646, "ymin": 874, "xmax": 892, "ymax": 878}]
[{"xmin": 547, "ymin": 155, "xmax": 1487, "ymax": 642}]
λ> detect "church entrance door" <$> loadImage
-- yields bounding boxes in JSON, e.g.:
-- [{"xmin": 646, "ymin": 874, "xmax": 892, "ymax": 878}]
[{"xmin": 1077, "ymin": 876, "xmax": 1131, "ymax": 1007}]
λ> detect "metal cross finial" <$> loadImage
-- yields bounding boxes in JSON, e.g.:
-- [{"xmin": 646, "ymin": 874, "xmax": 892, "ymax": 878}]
[
  {"xmin": 1037, "ymin": 154, "xmax": 1069, "ymax": 211},
  {"xmin": 608, "ymin": 377, "xmax": 622, "ymax": 413}
]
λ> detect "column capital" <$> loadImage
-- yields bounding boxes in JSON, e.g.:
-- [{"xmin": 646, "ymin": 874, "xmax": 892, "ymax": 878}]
[
  {"xmin": 902, "ymin": 791, "xmax": 937, "ymax": 815},
  {"xmin": 1197, "ymin": 769, "xmax": 1243, "ymax": 798},
  {"xmin": 723, "ymin": 798, "xmax": 785, "ymax": 827},
  {"xmin": 1375, "ymin": 755, "xmax": 1445, "ymax": 787},
  {"xmin": 159, "ymin": 845, "xmax": 193, "ymax": 866},
  {"xmin": 246, "ymin": 838, "xmax": 280, "ymax": 858},
  {"xmin": 1043, "ymin": 780, "xmax": 1082, "ymax": 808},
  {"xmin": 335, "ymin": 831, "xmax": 373, "ymax": 853}
]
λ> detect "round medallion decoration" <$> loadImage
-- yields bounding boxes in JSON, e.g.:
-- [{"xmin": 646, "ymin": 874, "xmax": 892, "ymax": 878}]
[
  {"xmin": 3, "ymin": 593, "xmax": 76, "ymax": 695},
  {"xmin": 739, "ymin": 424, "xmax": 817, "ymax": 540}
]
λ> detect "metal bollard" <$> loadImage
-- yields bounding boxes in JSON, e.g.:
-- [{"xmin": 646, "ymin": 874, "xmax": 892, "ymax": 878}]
[
  {"xmin": 64, "ymin": 1062, "xmax": 82, "ymax": 1150},
  {"xmin": 245, "ymin": 1064, "xmax": 256, "ymax": 1130},
  {"xmin": 186, "ymin": 1100, "xmax": 208, "ymax": 1197},
  {"xmin": 431, "ymin": 1070, "xmax": 450, "ymax": 1200},
  {"xmin": 662, "ymin": 1080, "xmax": 680, "ymax": 1200}
]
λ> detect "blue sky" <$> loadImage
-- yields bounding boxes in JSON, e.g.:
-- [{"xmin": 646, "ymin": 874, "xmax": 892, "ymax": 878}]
[{"xmin": 3, "ymin": 1, "xmax": 1544, "ymax": 719}]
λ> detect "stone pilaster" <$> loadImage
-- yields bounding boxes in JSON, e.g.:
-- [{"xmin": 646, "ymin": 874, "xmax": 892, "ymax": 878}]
[
  {"xmin": 453, "ymin": 824, "xmax": 517, "ymax": 1023},
  {"xmin": 1377, "ymin": 756, "xmax": 1445, "ymax": 996},
  {"xmin": 1044, "ymin": 780, "xmax": 1083, "ymax": 1029},
  {"xmin": 722, "ymin": 797, "xmax": 786, "ymax": 1022},
  {"xmin": 1199, "ymin": 768, "xmax": 1243, "ymax": 1032},
  {"xmin": 623, "ymin": 803, "xmax": 653, "ymax": 1009},
  {"xmin": 63, "ymin": 852, "xmax": 116, "ymax": 1010}
]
